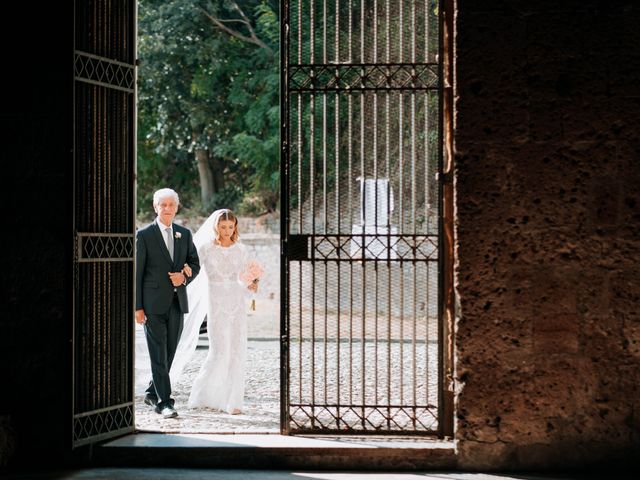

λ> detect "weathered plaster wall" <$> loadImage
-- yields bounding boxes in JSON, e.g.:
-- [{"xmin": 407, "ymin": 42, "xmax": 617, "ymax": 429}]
[{"xmin": 454, "ymin": 0, "xmax": 640, "ymax": 469}]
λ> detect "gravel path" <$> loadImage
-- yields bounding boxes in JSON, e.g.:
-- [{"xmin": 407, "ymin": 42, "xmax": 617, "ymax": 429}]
[
  {"xmin": 135, "ymin": 338, "xmax": 439, "ymax": 433},
  {"xmin": 135, "ymin": 341, "xmax": 281, "ymax": 433}
]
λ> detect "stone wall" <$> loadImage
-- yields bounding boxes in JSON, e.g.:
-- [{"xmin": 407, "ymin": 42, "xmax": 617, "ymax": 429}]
[{"xmin": 454, "ymin": 0, "xmax": 640, "ymax": 470}]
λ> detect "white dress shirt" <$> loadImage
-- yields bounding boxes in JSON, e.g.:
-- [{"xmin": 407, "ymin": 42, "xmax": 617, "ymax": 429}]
[{"xmin": 156, "ymin": 218, "xmax": 173, "ymax": 254}]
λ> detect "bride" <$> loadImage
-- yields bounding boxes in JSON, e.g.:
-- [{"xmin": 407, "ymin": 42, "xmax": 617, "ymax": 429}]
[{"xmin": 136, "ymin": 208, "xmax": 260, "ymax": 415}]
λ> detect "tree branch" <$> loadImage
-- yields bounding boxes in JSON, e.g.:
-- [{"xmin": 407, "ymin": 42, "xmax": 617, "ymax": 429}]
[{"xmin": 199, "ymin": 4, "xmax": 273, "ymax": 53}]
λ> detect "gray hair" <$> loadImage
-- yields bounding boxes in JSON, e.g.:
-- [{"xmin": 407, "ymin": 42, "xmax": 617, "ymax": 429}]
[{"xmin": 153, "ymin": 188, "xmax": 180, "ymax": 206}]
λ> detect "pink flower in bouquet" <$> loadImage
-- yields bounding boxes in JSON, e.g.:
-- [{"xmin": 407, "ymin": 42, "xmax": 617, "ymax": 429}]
[
  {"xmin": 240, "ymin": 260, "xmax": 264, "ymax": 311},
  {"xmin": 240, "ymin": 260, "xmax": 264, "ymax": 286}
]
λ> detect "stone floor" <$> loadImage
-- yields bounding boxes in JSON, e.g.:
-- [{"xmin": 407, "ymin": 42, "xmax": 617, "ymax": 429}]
[{"xmin": 4, "ymin": 469, "xmax": 629, "ymax": 479}]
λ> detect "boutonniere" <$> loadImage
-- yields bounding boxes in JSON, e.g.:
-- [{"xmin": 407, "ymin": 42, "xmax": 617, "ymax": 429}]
[{"xmin": 174, "ymin": 231, "xmax": 182, "ymax": 239}]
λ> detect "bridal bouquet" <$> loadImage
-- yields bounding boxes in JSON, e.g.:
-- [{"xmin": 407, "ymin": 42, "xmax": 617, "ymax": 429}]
[{"xmin": 240, "ymin": 260, "xmax": 265, "ymax": 310}]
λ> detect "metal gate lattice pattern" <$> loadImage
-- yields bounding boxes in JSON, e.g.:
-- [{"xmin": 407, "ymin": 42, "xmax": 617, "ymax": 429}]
[
  {"xmin": 73, "ymin": 0, "xmax": 136, "ymax": 447},
  {"xmin": 283, "ymin": 0, "xmax": 442, "ymax": 435}
]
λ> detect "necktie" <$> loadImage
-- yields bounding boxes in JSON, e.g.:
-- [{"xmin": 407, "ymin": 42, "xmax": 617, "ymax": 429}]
[{"xmin": 165, "ymin": 227, "xmax": 174, "ymax": 260}]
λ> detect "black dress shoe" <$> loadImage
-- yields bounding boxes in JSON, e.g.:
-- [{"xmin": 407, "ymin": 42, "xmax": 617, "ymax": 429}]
[
  {"xmin": 144, "ymin": 395, "xmax": 158, "ymax": 407},
  {"xmin": 160, "ymin": 406, "xmax": 178, "ymax": 418}
]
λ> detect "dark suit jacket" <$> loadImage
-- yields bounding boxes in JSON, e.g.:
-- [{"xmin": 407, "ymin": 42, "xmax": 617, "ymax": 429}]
[{"xmin": 135, "ymin": 220, "xmax": 200, "ymax": 315}]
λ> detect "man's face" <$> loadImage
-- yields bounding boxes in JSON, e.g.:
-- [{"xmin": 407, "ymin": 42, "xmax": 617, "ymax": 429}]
[{"xmin": 154, "ymin": 196, "xmax": 178, "ymax": 226}]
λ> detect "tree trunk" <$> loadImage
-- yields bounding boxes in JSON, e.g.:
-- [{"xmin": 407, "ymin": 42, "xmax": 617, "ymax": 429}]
[
  {"xmin": 210, "ymin": 152, "xmax": 225, "ymax": 194},
  {"xmin": 195, "ymin": 147, "xmax": 215, "ymax": 205}
]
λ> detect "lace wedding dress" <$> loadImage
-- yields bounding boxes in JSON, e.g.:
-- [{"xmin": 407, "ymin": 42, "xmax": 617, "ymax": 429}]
[{"xmin": 187, "ymin": 241, "xmax": 252, "ymax": 413}]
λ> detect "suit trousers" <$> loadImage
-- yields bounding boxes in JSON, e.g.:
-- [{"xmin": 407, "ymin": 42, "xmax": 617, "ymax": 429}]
[{"xmin": 144, "ymin": 294, "xmax": 184, "ymax": 409}]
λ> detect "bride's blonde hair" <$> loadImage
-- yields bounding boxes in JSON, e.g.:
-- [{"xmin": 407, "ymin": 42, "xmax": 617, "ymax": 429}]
[{"xmin": 214, "ymin": 209, "xmax": 239, "ymax": 244}]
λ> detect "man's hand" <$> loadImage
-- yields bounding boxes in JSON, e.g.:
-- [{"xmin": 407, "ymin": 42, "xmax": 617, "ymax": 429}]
[
  {"xmin": 169, "ymin": 271, "xmax": 186, "ymax": 287},
  {"xmin": 135, "ymin": 309, "xmax": 146, "ymax": 325}
]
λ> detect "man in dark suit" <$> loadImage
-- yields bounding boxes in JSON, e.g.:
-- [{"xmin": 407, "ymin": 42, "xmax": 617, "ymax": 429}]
[{"xmin": 135, "ymin": 188, "xmax": 200, "ymax": 418}]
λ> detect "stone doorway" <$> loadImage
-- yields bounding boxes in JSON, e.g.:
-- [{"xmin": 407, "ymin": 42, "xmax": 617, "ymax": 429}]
[
  {"xmin": 133, "ymin": 0, "xmax": 454, "ymax": 438},
  {"xmin": 72, "ymin": 0, "xmax": 453, "ymax": 447}
]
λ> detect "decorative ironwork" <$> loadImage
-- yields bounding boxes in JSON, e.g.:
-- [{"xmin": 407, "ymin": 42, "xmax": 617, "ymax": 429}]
[
  {"xmin": 282, "ymin": 1, "xmax": 446, "ymax": 436},
  {"xmin": 76, "ymin": 233, "xmax": 134, "ymax": 262},
  {"xmin": 72, "ymin": 0, "xmax": 136, "ymax": 448},
  {"xmin": 290, "ymin": 63, "xmax": 439, "ymax": 92},
  {"xmin": 73, "ymin": 403, "xmax": 134, "ymax": 446},
  {"xmin": 289, "ymin": 404, "xmax": 438, "ymax": 433},
  {"xmin": 310, "ymin": 234, "xmax": 438, "ymax": 261},
  {"xmin": 74, "ymin": 51, "xmax": 135, "ymax": 93}
]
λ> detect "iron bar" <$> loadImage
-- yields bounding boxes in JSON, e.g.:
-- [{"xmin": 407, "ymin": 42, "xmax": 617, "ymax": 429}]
[
  {"xmin": 426, "ymin": 261, "xmax": 431, "ymax": 405},
  {"xmin": 310, "ymin": 95, "xmax": 316, "ymax": 428},
  {"xmin": 411, "ymin": 0, "xmax": 418, "ymax": 425},
  {"xmin": 348, "ymin": 92, "xmax": 354, "ymax": 407},
  {"xmin": 373, "ymin": 0, "xmax": 378, "ymax": 64},
  {"xmin": 324, "ymin": 262, "xmax": 328, "ymax": 405},
  {"xmin": 323, "ymin": 0, "xmax": 327, "ymax": 64},
  {"xmin": 299, "ymin": 262, "xmax": 303, "ymax": 403},
  {"xmin": 349, "ymin": 259, "xmax": 354, "ymax": 406},
  {"xmin": 348, "ymin": 0, "xmax": 353, "ymax": 61},
  {"xmin": 323, "ymin": 94, "xmax": 328, "ymax": 233},
  {"xmin": 335, "ymin": 0, "xmax": 340, "ymax": 64},
  {"xmin": 297, "ymin": 94, "xmax": 303, "ymax": 232},
  {"xmin": 280, "ymin": 2, "xmax": 290, "ymax": 434},
  {"xmin": 311, "ymin": 0, "xmax": 315, "ymax": 64},
  {"xmin": 359, "ymin": 87, "xmax": 366, "ymax": 429},
  {"xmin": 399, "ymin": 0, "xmax": 404, "ymax": 63},
  {"xmin": 336, "ymin": 260, "xmax": 342, "ymax": 427},
  {"xmin": 298, "ymin": 0, "xmax": 303, "ymax": 64},
  {"xmin": 360, "ymin": 0, "xmax": 364, "ymax": 63}
]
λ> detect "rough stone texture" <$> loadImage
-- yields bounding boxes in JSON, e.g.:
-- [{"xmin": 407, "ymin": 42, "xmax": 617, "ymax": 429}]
[{"xmin": 454, "ymin": 0, "xmax": 640, "ymax": 470}]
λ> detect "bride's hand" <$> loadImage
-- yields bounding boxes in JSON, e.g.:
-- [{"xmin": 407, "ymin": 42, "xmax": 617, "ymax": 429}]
[
  {"xmin": 248, "ymin": 282, "xmax": 258, "ymax": 293},
  {"xmin": 182, "ymin": 264, "xmax": 193, "ymax": 277},
  {"xmin": 135, "ymin": 309, "xmax": 146, "ymax": 325}
]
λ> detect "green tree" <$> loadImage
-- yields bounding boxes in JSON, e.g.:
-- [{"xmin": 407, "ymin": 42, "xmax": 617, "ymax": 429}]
[{"xmin": 137, "ymin": 0, "xmax": 280, "ymax": 215}]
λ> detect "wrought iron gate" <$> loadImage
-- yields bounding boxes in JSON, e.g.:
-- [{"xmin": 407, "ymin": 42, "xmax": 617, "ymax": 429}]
[
  {"xmin": 72, "ymin": 0, "xmax": 137, "ymax": 447},
  {"xmin": 281, "ymin": 0, "xmax": 450, "ymax": 435}
]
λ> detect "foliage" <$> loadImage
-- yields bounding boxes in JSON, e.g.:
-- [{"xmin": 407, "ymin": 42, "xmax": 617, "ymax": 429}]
[{"xmin": 137, "ymin": 0, "xmax": 280, "ymax": 218}]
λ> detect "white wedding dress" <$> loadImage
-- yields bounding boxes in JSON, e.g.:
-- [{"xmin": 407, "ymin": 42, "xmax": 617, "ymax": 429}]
[{"xmin": 187, "ymin": 241, "xmax": 252, "ymax": 412}]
